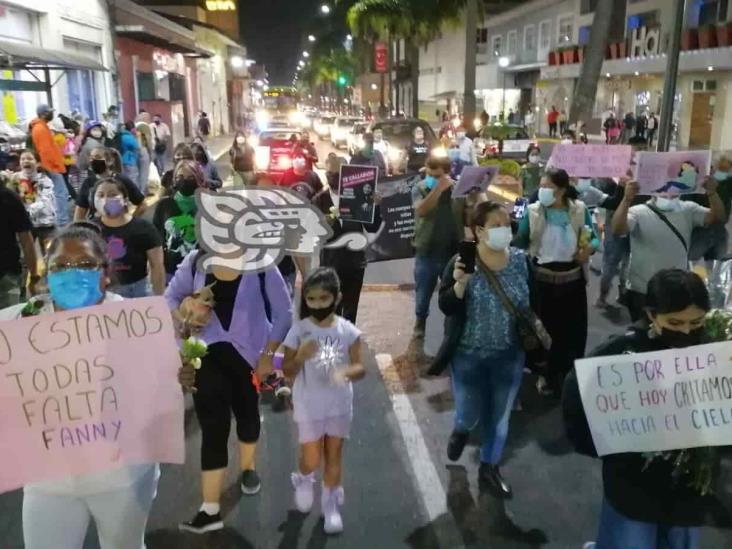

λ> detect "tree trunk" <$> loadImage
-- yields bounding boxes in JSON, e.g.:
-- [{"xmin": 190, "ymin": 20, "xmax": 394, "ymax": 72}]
[
  {"xmin": 408, "ymin": 42, "xmax": 420, "ymax": 118},
  {"xmin": 462, "ymin": 0, "xmax": 478, "ymax": 130},
  {"xmin": 387, "ymin": 32, "xmax": 394, "ymax": 115},
  {"xmin": 393, "ymin": 39, "xmax": 400, "ymax": 115},
  {"xmin": 569, "ymin": 0, "xmax": 622, "ymax": 127}
]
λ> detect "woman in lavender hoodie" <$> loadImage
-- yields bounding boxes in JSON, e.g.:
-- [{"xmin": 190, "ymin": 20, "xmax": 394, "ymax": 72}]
[{"xmin": 165, "ymin": 250, "xmax": 293, "ymax": 534}]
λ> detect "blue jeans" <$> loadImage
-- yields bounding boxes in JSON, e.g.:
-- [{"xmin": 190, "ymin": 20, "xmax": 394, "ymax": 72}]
[
  {"xmin": 154, "ymin": 150, "xmax": 166, "ymax": 178},
  {"xmin": 123, "ymin": 164, "xmax": 140, "ymax": 190},
  {"xmin": 48, "ymin": 171, "xmax": 70, "ymax": 226},
  {"xmin": 111, "ymin": 278, "xmax": 149, "ymax": 298},
  {"xmin": 600, "ymin": 231, "xmax": 629, "ymax": 299},
  {"xmin": 594, "ymin": 498, "xmax": 700, "ymax": 549},
  {"xmin": 451, "ymin": 348, "xmax": 524, "ymax": 464},
  {"xmin": 414, "ymin": 254, "xmax": 449, "ymax": 320}
]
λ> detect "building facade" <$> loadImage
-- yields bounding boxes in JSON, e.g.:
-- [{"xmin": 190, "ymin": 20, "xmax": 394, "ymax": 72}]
[{"xmin": 0, "ymin": 0, "xmax": 115, "ymax": 125}]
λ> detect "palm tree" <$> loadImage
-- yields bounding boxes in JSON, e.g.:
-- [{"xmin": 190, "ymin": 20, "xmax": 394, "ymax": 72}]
[{"xmin": 568, "ymin": 0, "xmax": 624, "ymax": 128}]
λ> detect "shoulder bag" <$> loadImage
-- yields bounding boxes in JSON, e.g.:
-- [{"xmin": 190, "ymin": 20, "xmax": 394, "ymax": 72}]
[
  {"xmin": 477, "ymin": 257, "xmax": 552, "ymax": 352},
  {"xmin": 645, "ymin": 203, "xmax": 688, "ymax": 252}
]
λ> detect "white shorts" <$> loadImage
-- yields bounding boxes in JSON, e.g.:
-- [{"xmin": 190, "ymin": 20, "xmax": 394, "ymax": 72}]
[{"xmin": 297, "ymin": 415, "xmax": 352, "ymax": 444}]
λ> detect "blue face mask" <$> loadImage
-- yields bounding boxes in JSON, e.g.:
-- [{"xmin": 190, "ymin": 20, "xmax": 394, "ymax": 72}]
[
  {"xmin": 714, "ymin": 170, "xmax": 729, "ymax": 182},
  {"xmin": 425, "ymin": 175, "xmax": 438, "ymax": 190},
  {"xmin": 538, "ymin": 187, "xmax": 556, "ymax": 207},
  {"xmin": 47, "ymin": 269, "xmax": 104, "ymax": 310}
]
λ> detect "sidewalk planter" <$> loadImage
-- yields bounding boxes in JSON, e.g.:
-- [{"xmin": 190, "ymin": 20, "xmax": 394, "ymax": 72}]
[
  {"xmin": 717, "ymin": 22, "xmax": 732, "ymax": 46},
  {"xmin": 609, "ymin": 41, "xmax": 627, "ymax": 59},
  {"xmin": 548, "ymin": 50, "xmax": 560, "ymax": 65},
  {"xmin": 682, "ymin": 28, "xmax": 699, "ymax": 51},
  {"xmin": 698, "ymin": 25, "xmax": 718, "ymax": 48},
  {"xmin": 617, "ymin": 41, "xmax": 627, "ymax": 58},
  {"xmin": 561, "ymin": 46, "xmax": 578, "ymax": 64}
]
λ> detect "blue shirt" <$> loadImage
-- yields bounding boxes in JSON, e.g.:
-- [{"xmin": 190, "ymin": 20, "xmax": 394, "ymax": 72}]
[{"xmin": 458, "ymin": 248, "xmax": 530, "ymax": 356}]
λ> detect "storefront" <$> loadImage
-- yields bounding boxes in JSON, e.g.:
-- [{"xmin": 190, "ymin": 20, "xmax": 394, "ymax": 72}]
[
  {"xmin": 114, "ymin": 0, "xmax": 210, "ymax": 143},
  {"xmin": 0, "ymin": 1, "xmax": 114, "ymax": 125}
]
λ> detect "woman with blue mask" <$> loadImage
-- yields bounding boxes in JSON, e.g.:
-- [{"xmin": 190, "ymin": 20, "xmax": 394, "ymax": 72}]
[
  {"xmin": 431, "ymin": 201, "xmax": 530, "ymax": 499},
  {"xmin": 515, "ymin": 168, "xmax": 599, "ymax": 397},
  {"xmin": 0, "ymin": 224, "xmax": 196, "ymax": 549},
  {"xmin": 93, "ymin": 178, "xmax": 165, "ymax": 298}
]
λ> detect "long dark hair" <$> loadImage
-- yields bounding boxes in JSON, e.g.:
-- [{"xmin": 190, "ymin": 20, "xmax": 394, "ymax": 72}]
[
  {"xmin": 544, "ymin": 167, "xmax": 578, "ymax": 201},
  {"xmin": 645, "ymin": 269, "xmax": 710, "ymax": 317},
  {"xmin": 46, "ymin": 223, "xmax": 108, "ymax": 269},
  {"xmin": 299, "ymin": 267, "xmax": 341, "ymax": 320}
]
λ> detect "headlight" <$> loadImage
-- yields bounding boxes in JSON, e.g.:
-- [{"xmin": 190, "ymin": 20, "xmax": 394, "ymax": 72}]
[
  {"xmin": 255, "ymin": 110, "xmax": 270, "ymax": 127},
  {"xmin": 431, "ymin": 146, "xmax": 447, "ymax": 158},
  {"xmin": 255, "ymin": 146, "xmax": 270, "ymax": 170},
  {"xmin": 289, "ymin": 111, "xmax": 304, "ymax": 125}
]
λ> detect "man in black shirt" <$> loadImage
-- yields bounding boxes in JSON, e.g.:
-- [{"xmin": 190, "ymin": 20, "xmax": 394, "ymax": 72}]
[
  {"xmin": 74, "ymin": 148, "xmax": 146, "ymax": 220},
  {"xmin": 0, "ymin": 186, "xmax": 40, "ymax": 308},
  {"xmin": 406, "ymin": 126, "xmax": 430, "ymax": 173}
]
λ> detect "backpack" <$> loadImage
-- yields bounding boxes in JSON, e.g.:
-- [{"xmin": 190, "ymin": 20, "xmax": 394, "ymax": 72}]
[{"xmin": 190, "ymin": 251, "xmax": 271, "ymax": 322}]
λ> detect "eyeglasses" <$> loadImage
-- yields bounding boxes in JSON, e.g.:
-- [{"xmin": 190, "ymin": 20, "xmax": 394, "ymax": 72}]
[{"xmin": 47, "ymin": 261, "xmax": 105, "ymax": 273}]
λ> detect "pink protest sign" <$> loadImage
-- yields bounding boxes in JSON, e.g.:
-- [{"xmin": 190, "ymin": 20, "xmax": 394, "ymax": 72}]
[
  {"xmin": 634, "ymin": 150, "xmax": 712, "ymax": 194},
  {"xmin": 0, "ymin": 297, "xmax": 184, "ymax": 494},
  {"xmin": 547, "ymin": 144, "xmax": 632, "ymax": 178}
]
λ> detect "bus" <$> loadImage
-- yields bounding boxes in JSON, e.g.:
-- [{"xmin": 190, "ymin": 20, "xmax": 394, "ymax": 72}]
[{"xmin": 262, "ymin": 87, "xmax": 298, "ymax": 113}]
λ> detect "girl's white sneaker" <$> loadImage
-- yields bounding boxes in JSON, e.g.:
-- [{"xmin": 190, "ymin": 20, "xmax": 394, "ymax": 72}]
[
  {"xmin": 291, "ymin": 471, "xmax": 315, "ymax": 513},
  {"xmin": 321, "ymin": 484, "xmax": 344, "ymax": 534}
]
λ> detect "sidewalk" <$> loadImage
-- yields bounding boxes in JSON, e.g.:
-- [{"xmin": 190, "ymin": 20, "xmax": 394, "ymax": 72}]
[{"xmin": 205, "ymin": 133, "xmax": 235, "ymax": 161}]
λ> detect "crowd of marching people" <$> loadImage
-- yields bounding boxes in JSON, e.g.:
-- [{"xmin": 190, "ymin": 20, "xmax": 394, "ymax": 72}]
[{"xmin": 0, "ymin": 102, "xmax": 731, "ymax": 549}]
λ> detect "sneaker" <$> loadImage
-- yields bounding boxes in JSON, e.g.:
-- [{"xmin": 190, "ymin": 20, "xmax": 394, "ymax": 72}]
[
  {"xmin": 322, "ymin": 485, "xmax": 344, "ymax": 535},
  {"xmin": 478, "ymin": 463, "xmax": 512, "ymax": 499},
  {"xmin": 291, "ymin": 471, "xmax": 315, "ymax": 513},
  {"xmin": 595, "ymin": 296, "xmax": 608, "ymax": 308},
  {"xmin": 241, "ymin": 470, "xmax": 261, "ymax": 495},
  {"xmin": 446, "ymin": 430, "xmax": 469, "ymax": 462},
  {"xmin": 536, "ymin": 376, "xmax": 554, "ymax": 397},
  {"xmin": 179, "ymin": 511, "xmax": 224, "ymax": 534}
]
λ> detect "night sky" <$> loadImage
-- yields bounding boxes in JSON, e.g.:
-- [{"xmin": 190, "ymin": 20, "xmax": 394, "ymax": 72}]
[{"xmin": 240, "ymin": 0, "xmax": 321, "ymax": 85}]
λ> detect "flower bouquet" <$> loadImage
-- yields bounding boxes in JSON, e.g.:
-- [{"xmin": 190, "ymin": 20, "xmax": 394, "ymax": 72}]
[{"xmin": 180, "ymin": 336, "xmax": 208, "ymax": 370}]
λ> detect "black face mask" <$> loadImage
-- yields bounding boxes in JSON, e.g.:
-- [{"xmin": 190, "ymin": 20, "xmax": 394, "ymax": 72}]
[
  {"xmin": 310, "ymin": 303, "xmax": 336, "ymax": 321},
  {"xmin": 90, "ymin": 159, "xmax": 107, "ymax": 175},
  {"xmin": 657, "ymin": 326, "xmax": 705, "ymax": 348},
  {"xmin": 175, "ymin": 177, "xmax": 198, "ymax": 196},
  {"xmin": 194, "ymin": 153, "xmax": 206, "ymax": 163}
]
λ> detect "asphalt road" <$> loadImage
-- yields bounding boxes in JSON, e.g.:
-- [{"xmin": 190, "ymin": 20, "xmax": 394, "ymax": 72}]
[{"xmin": 1, "ymin": 138, "xmax": 730, "ymax": 548}]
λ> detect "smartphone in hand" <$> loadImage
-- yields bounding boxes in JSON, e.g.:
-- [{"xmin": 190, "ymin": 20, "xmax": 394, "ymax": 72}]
[{"xmin": 458, "ymin": 240, "xmax": 477, "ymax": 274}]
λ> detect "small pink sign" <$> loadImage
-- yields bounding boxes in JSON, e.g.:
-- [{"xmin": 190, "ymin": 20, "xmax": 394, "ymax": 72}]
[
  {"xmin": 0, "ymin": 297, "xmax": 185, "ymax": 493},
  {"xmin": 548, "ymin": 144, "xmax": 632, "ymax": 178}
]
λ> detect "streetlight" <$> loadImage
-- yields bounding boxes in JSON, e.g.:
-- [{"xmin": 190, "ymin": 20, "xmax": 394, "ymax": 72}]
[
  {"xmin": 302, "ymin": 51, "xmax": 310, "ymax": 58},
  {"xmin": 320, "ymin": 4, "xmax": 330, "ymax": 14},
  {"xmin": 256, "ymin": 79, "xmax": 264, "ymax": 87},
  {"xmin": 346, "ymin": 34, "xmax": 352, "ymax": 41},
  {"xmin": 498, "ymin": 56, "xmax": 510, "ymax": 120},
  {"xmin": 308, "ymin": 34, "xmax": 316, "ymax": 42},
  {"xmin": 230, "ymin": 55, "xmax": 244, "ymax": 69}
]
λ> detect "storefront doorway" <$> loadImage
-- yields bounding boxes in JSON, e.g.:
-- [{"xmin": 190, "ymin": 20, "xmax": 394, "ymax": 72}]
[{"xmin": 689, "ymin": 92, "xmax": 714, "ymax": 148}]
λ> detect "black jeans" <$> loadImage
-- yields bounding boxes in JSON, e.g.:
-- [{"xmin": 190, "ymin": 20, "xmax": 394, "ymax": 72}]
[
  {"xmin": 193, "ymin": 342, "xmax": 260, "ymax": 470},
  {"xmin": 549, "ymin": 122, "xmax": 557, "ymax": 137},
  {"xmin": 336, "ymin": 267, "xmax": 366, "ymax": 324},
  {"xmin": 626, "ymin": 290, "xmax": 646, "ymax": 323}
]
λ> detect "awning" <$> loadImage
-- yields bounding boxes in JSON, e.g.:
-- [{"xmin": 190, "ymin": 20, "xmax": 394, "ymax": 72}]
[
  {"xmin": 115, "ymin": 26, "xmax": 213, "ymax": 58},
  {"xmin": 0, "ymin": 39, "xmax": 107, "ymax": 71}
]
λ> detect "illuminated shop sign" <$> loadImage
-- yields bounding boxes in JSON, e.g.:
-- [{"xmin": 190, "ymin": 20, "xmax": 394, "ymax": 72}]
[{"xmin": 206, "ymin": 0, "xmax": 236, "ymax": 11}]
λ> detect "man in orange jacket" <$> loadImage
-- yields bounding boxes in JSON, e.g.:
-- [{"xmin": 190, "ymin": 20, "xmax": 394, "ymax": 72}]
[{"xmin": 30, "ymin": 104, "xmax": 70, "ymax": 225}]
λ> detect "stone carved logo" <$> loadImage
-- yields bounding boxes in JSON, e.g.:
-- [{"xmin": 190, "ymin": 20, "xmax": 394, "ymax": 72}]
[{"xmin": 195, "ymin": 187, "xmax": 368, "ymax": 274}]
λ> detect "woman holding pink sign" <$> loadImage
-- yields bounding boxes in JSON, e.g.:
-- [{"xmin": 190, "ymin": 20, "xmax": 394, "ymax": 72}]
[{"xmin": 0, "ymin": 224, "xmax": 196, "ymax": 549}]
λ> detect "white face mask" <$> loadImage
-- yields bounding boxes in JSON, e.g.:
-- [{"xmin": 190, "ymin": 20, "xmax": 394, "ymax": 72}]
[
  {"xmin": 528, "ymin": 154, "xmax": 541, "ymax": 164},
  {"xmin": 90, "ymin": 129, "xmax": 103, "ymax": 139},
  {"xmin": 538, "ymin": 187, "xmax": 556, "ymax": 207},
  {"xmin": 576, "ymin": 178, "xmax": 592, "ymax": 193},
  {"xmin": 456, "ymin": 132, "xmax": 466, "ymax": 140},
  {"xmin": 484, "ymin": 226, "xmax": 513, "ymax": 250},
  {"xmin": 655, "ymin": 196, "xmax": 680, "ymax": 212},
  {"xmin": 560, "ymin": 138, "xmax": 573, "ymax": 145},
  {"xmin": 236, "ymin": 136, "xmax": 246, "ymax": 144},
  {"xmin": 293, "ymin": 158, "xmax": 307, "ymax": 171}
]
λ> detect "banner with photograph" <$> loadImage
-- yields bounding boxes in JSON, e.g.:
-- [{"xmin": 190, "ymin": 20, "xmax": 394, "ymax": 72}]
[
  {"xmin": 634, "ymin": 150, "xmax": 712, "ymax": 194},
  {"xmin": 338, "ymin": 164, "xmax": 379, "ymax": 223}
]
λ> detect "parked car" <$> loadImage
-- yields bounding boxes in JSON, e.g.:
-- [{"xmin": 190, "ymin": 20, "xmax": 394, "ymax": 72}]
[
  {"xmin": 331, "ymin": 116, "xmax": 362, "ymax": 149},
  {"xmin": 347, "ymin": 122, "xmax": 368, "ymax": 156},
  {"xmin": 475, "ymin": 123, "xmax": 537, "ymax": 161},
  {"xmin": 255, "ymin": 128, "xmax": 301, "ymax": 180},
  {"xmin": 370, "ymin": 118, "xmax": 438, "ymax": 174},
  {"xmin": 313, "ymin": 114, "xmax": 336, "ymax": 140},
  {"xmin": 0, "ymin": 121, "xmax": 27, "ymax": 170}
]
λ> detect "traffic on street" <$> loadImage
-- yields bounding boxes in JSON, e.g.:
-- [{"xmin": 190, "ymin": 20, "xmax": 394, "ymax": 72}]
[{"xmin": 1, "ymin": 1, "xmax": 732, "ymax": 549}]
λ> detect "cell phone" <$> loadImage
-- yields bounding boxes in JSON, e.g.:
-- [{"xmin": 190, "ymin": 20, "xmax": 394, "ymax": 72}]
[
  {"xmin": 458, "ymin": 240, "xmax": 477, "ymax": 274},
  {"xmin": 512, "ymin": 197, "xmax": 529, "ymax": 220}
]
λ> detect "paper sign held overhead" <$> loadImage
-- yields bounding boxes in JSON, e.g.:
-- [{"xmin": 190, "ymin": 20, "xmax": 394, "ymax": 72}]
[
  {"xmin": 547, "ymin": 144, "xmax": 632, "ymax": 178},
  {"xmin": 0, "ymin": 297, "xmax": 185, "ymax": 494},
  {"xmin": 634, "ymin": 150, "xmax": 712, "ymax": 195},
  {"xmin": 574, "ymin": 341, "xmax": 732, "ymax": 456}
]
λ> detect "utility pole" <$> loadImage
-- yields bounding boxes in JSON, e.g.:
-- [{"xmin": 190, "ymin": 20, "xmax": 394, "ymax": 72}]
[{"xmin": 657, "ymin": 0, "xmax": 685, "ymax": 152}]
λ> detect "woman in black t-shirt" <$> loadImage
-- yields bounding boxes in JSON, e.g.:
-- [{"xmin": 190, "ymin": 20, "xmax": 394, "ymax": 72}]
[{"xmin": 93, "ymin": 177, "xmax": 164, "ymax": 297}]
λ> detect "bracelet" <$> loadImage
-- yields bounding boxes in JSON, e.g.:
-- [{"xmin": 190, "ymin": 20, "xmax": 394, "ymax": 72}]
[{"xmin": 262, "ymin": 349, "xmax": 276, "ymax": 357}]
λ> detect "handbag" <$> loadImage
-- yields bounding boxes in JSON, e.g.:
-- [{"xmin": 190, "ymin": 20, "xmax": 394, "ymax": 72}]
[
  {"xmin": 645, "ymin": 204, "xmax": 687, "ymax": 252},
  {"xmin": 477, "ymin": 257, "xmax": 552, "ymax": 352}
]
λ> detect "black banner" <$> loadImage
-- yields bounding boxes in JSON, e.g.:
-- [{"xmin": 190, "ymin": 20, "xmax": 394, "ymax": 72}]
[{"xmin": 365, "ymin": 174, "xmax": 420, "ymax": 263}]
